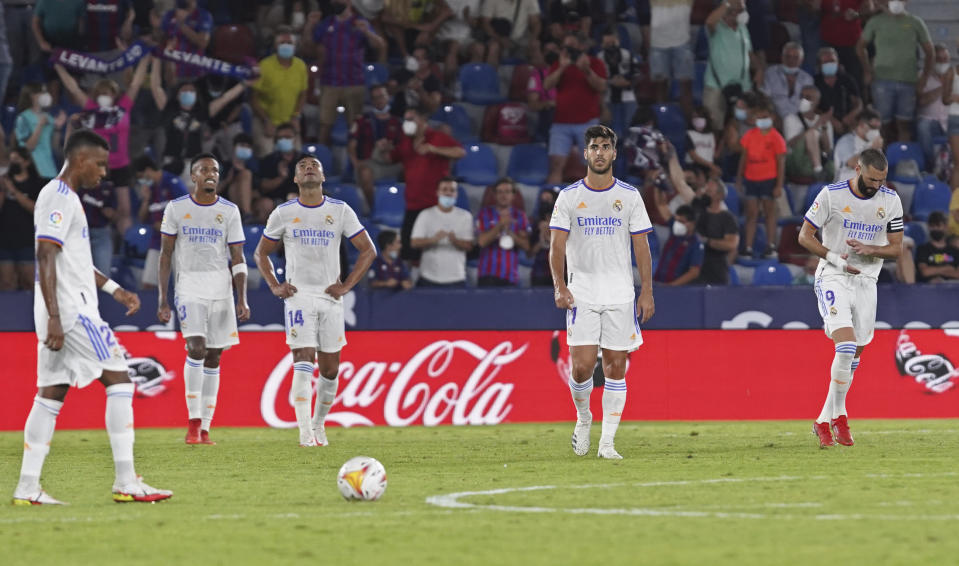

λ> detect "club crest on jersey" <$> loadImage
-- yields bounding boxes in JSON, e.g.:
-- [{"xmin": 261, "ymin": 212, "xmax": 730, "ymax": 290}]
[
  {"xmin": 290, "ymin": 328, "xmax": 298, "ymax": 338},
  {"xmin": 215, "ymin": 213, "xmax": 224, "ymax": 224},
  {"xmin": 829, "ymin": 306, "xmax": 838, "ymax": 316},
  {"xmin": 612, "ymin": 200, "xmax": 623, "ymax": 212},
  {"xmin": 325, "ymin": 215, "xmax": 335, "ymax": 225},
  {"xmin": 876, "ymin": 207, "xmax": 885, "ymax": 219}
]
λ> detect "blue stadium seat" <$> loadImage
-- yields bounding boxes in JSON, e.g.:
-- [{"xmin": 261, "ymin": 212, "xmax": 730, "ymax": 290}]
[
  {"xmin": 431, "ymin": 104, "xmax": 476, "ymax": 142},
  {"xmin": 654, "ymin": 103, "xmax": 687, "ymax": 156},
  {"xmin": 458, "ymin": 64, "xmax": 505, "ymax": 105},
  {"xmin": 752, "ymin": 260, "xmax": 793, "ymax": 285},
  {"xmin": 325, "ymin": 184, "xmax": 367, "ymax": 217},
  {"xmin": 803, "ymin": 182, "xmax": 827, "ymax": 213},
  {"xmin": 455, "ymin": 185, "xmax": 471, "ymax": 211},
  {"xmin": 886, "ymin": 142, "xmax": 924, "ymax": 173},
  {"xmin": 724, "ymin": 183, "xmax": 741, "ymax": 217},
  {"xmin": 454, "ymin": 143, "xmax": 499, "ymax": 186},
  {"xmin": 727, "ymin": 265, "xmax": 740, "ymax": 286},
  {"xmin": 123, "ymin": 224, "xmax": 152, "ymax": 259},
  {"xmin": 904, "ymin": 221, "xmax": 927, "ymax": 248},
  {"xmin": 242, "ymin": 224, "xmax": 264, "ymax": 265},
  {"xmin": 2, "ymin": 105, "xmax": 16, "ymax": 135},
  {"xmin": 364, "ymin": 63, "xmax": 389, "ymax": 88},
  {"xmin": 506, "ymin": 144, "xmax": 549, "ymax": 186},
  {"xmin": 911, "ymin": 179, "xmax": 951, "ymax": 221},
  {"xmin": 303, "ymin": 143, "xmax": 339, "ymax": 183},
  {"xmin": 330, "ymin": 112, "xmax": 349, "ymax": 146},
  {"xmin": 372, "ymin": 183, "xmax": 405, "ymax": 228}
]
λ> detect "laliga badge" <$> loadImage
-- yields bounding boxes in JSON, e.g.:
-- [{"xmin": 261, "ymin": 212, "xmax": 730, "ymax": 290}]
[{"xmin": 499, "ymin": 234, "xmax": 515, "ymax": 250}]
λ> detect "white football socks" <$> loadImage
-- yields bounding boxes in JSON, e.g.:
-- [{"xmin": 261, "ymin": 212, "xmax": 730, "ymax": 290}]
[
  {"xmin": 292, "ymin": 362, "xmax": 314, "ymax": 443},
  {"xmin": 568, "ymin": 378, "xmax": 593, "ymax": 423},
  {"xmin": 835, "ymin": 358, "xmax": 859, "ymax": 419},
  {"xmin": 16, "ymin": 396, "xmax": 62, "ymax": 494},
  {"xmin": 600, "ymin": 378, "xmax": 627, "ymax": 447},
  {"xmin": 312, "ymin": 375, "xmax": 339, "ymax": 430},
  {"xmin": 818, "ymin": 342, "xmax": 856, "ymax": 423},
  {"xmin": 184, "ymin": 356, "xmax": 203, "ymax": 420},
  {"xmin": 201, "ymin": 365, "xmax": 220, "ymax": 432},
  {"xmin": 105, "ymin": 383, "xmax": 137, "ymax": 486}
]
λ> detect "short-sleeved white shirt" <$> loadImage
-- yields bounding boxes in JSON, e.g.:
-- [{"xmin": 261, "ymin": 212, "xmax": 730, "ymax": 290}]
[
  {"xmin": 411, "ymin": 205, "xmax": 474, "ymax": 283},
  {"xmin": 160, "ymin": 195, "xmax": 245, "ymax": 300},
  {"xmin": 804, "ymin": 179, "xmax": 904, "ymax": 280},
  {"xmin": 263, "ymin": 197, "xmax": 366, "ymax": 303},
  {"xmin": 550, "ymin": 178, "xmax": 653, "ymax": 305},
  {"xmin": 33, "ymin": 179, "xmax": 99, "ymax": 333}
]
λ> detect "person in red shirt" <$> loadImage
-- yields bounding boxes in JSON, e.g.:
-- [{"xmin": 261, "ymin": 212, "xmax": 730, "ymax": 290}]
[
  {"xmin": 736, "ymin": 100, "xmax": 786, "ymax": 259},
  {"xmin": 818, "ymin": 0, "xmax": 873, "ymax": 91},
  {"xmin": 389, "ymin": 106, "xmax": 466, "ymax": 260},
  {"xmin": 543, "ymin": 33, "xmax": 608, "ymax": 184}
]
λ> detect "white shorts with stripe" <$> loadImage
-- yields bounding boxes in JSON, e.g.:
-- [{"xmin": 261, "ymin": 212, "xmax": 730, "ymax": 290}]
[
  {"xmin": 175, "ymin": 295, "xmax": 240, "ymax": 349},
  {"xmin": 814, "ymin": 274, "xmax": 877, "ymax": 346},
  {"xmin": 284, "ymin": 294, "xmax": 346, "ymax": 353},
  {"xmin": 566, "ymin": 301, "xmax": 643, "ymax": 352},
  {"xmin": 37, "ymin": 313, "xmax": 128, "ymax": 388}
]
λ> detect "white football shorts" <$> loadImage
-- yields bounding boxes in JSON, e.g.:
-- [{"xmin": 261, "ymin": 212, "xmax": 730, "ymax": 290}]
[
  {"xmin": 814, "ymin": 274, "xmax": 877, "ymax": 346},
  {"xmin": 37, "ymin": 313, "xmax": 128, "ymax": 388},
  {"xmin": 284, "ymin": 294, "xmax": 346, "ymax": 353},
  {"xmin": 176, "ymin": 295, "xmax": 240, "ymax": 349},
  {"xmin": 566, "ymin": 301, "xmax": 643, "ymax": 352}
]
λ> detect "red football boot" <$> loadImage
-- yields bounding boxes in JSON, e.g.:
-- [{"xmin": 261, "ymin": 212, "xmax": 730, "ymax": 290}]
[
  {"xmin": 185, "ymin": 418, "xmax": 202, "ymax": 444},
  {"xmin": 830, "ymin": 415, "xmax": 854, "ymax": 446},
  {"xmin": 199, "ymin": 430, "xmax": 216, "ymax": 445},
  {"xmin": 812, "ymin": 421, "xmax": 836, "ymax": 448}
]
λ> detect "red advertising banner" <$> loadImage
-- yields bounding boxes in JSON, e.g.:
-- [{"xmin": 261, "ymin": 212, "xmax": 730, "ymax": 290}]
[{"xmin": 2, "ymin": 329, "xmax": 958, "ymax": 431}]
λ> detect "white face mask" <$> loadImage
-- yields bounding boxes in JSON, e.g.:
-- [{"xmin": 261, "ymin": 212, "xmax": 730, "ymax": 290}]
[
  {"xmin": 402, "ymin": 120, "xmax": 418, "ymax": 136},
  {"xmin": 672, "ymin": 220, "xmax": 688, "ymax": 237},
  {"xmin": 865, "ymin": 128, "xmax": 880, "ymax": 142},
  {"xmin": 736, "ymin": 10, "xmax": 749, "ymax": 26},
  {"xmin": 37, "ymin": 93, "xmax": 53, "ymax": 108},
  {"xmin": 798, "ymin": 98, "xmax": 813, "ymax": 113},
  {"xmin": 405, "ymin": 56, "xmax": 420, "ymax": 73},
  {"xmin": 935, "ymin": 62, "xmax": 951, "ymax": 74},
  {"xmin": 96, "ymin": 94, "xmax": 114, "ymax": 109},
  {"xmin": 291, "ymin": 11, "xmax": 305, "ymax": 29},
  {"xmin": 887, "ymin": 0, "xmax": 905, "ymax": 15},
  {"xmin": 692, "ymin": 117, "xmax": 707, "ymax": 131}
]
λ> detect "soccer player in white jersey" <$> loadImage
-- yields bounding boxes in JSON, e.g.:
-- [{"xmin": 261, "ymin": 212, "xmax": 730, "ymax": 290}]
[
  {"xmin": 549, "ymin": 124, "xmax": 656, "ymax": 460},
  {"xmin": 13, "ymin": 130, "xmax": 172, "ymax": 504},
  {"xmin": 254, "ymin": 155, "xmax": 376, "ymax": 447},
  {"xmin": 157, "ymin": 153, "xmax": 250, "ymax": 445},
  {"xmin": 798, "ymin": 148, "xmax": 903, "ymax": 448}
]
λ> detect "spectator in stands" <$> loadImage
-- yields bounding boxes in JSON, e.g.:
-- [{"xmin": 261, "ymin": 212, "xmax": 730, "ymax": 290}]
[
  {"xmin": 832, "ymin": 108, "xmax": 882, "ymax": 183},
  {"xmin": 528, "ymin": 209, "xmax": 553, "ymax": 287},
  {"xmin": 410, "ymin": 177, "xmax": 474, "ymax": 287},
  {"xmin": 645, "ymin": 0, "xmax": 694, "ymax": 116},
  {"xmin": 915, "ymin": 43, "xmax": 951, "ymax": 171},
  {"xmin": 475, "ymin": 177, "xmax": 530, "ymax": 286},
  {"xmin": 479, "ymin": 0, "xmax": 541, "ymax": 66},
  {"xmin": 380, "ymin": 0, "xmax": 447, "ymax": 60},
  {"xmin": 348, "ymin": 84, "xmax": 403, "ymax": 208},
  {"xmin": 200, "ymin": 72, "xmax": 249, "ymax": 162},
  {"xmin": 720, "ymin": 91, "xmax": 757, "ymax": 179},
  {"xmin": 783, "ymin": 85, "xmax": 834, "ymax": 182},
  {"xmin": 817, "ymin": 0, "xmax": 871, "ymax": 91},
  {"xmin": 150, "ymin": 58, "xmax": 250, "ymax": 180},
  {"xmin": 763, "ymin": 42, "xmax": 814, "ymax": 122},
  {"xmin": 544, "ymin": 0, "xmax": 590, "ymax": 42},
  {"xmin": 702, "ymin": 0, "xmax": 762, "ymax": 132},
  {"xmin": 949, "ymin": 184, "xmax": 959, "ymax": 247},
  {"xmin": 14, "ymin": 83, "xmax": 65, "ymax": 180},
  {"xmin": 814, "ymin": 46, "xmax": 862, "ymax": 137},
  {"xmin": 526, "ymin": 41, "xmax": 559, "ymax": 143},
  {"xmin": 251, "ymin": 26, "xmax": 308, "ymax": 156},
  {"xmin": 653, "ymin": 204, "xmax": 704, "ymax": 286},
  {"xmin": 389, "ymin": 46, "xmax": 443, "ymax": 117},
  {"xmin": 0, "ymin": 147, "xmax": 42, "ymax": 291},
  {"xmin": 543, "ymin": 32, "xmax": 607, "ymax": 184},
  {"xmin": 686, "ymin": 106, "xmax": 721, "ymax": 178},
  {"xmin": 915, "ymin": 211, "xmax": 959, "ymax": 284},
  {"xmin": 389, "ymin": 106, "xmax": 465, "ymax": 261},
  {"xmin": 944, "ymin": 48, "xmax": 959, "ymax": 190},
  {"xmin": 435, "ymin": 0, "xmax": 482, "ymax": 83},
  {"xmin": 369, "ymin": 230, "xmax": 413, "ymax": 290},
  {"xmin": 161, "ymin": 0, "xmax": 213, "ymax": 80},
  {"xmin": 81, "ymin": 178, "xmax": 118, "ymax": 275},
  {"xmin": 736, "ymin": 99, "xmax": 785, "ymax": 258},
  {"xmin": 258, "ymin": 122, "xmax": 299, "ymax": 206},
  {"xmin": 856, "ymin": 0, "xmax": 933, "ymax": 142},
  {"xmin": 132, "ymin": 155, "xmax": 188, "ymax": 290},
  {"xmin": 83, "ymin": 0, "xmax": 135, "ymax": 56},
  {"xmin": 304, "ymin": 0, "xmax": 385, "ymax": 146},
  {"xmin": 5, "ymin": 2, "xmax": 36, "ymax": 96},
  {"xmin": 695, "ymin": 177, "xmax": 739, "ymax": 284},
  {"xmin": 218, "ymin": 133, "xmax": 258, "ymax": 220},
  {"xmin": 56, "ymin": 55, "xmax": 150, "ymax": 236},
  {"xmin": 599, "ymin": 27, "xmax": 639, "ymax": 139},
  {"xmin": 260, "ymin": 0, "xmax": 319, "ymax": 46},
  {"xmin": 32, "ymin": 0, "xmax": 85, "ymax": 52}
]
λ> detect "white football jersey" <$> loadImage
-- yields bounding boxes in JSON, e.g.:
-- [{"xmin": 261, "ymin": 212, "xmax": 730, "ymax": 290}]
[
  {"xmin": 263, "ymin": 197, "xmax": 366, "ymax": 302},
  {"xmin": 33, "ymin": 179, "xmax": 99, "ymax": 333},
  {"xmin": 550, "ymin": 178, "xmax": 653, "ymax": 305},
  {"xmin": 160, "ymin": 195, "xmax": 245, "ymax": 300},
  {"xmin": 804, "ymin": 179, "xmax": 904, "ymax": 280}
]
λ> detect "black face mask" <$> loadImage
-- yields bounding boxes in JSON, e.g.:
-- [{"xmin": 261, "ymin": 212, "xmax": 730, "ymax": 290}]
[
  {"xmin": 331, "ymin": 2, "xmax": 347, "ymax": 15},
  {"xmin": 566, "ymin": 48, "xmax": 581, "ymax": 61},
  {"xmin": 694, "ymin": 194, "xmax": 711, "ymax": 208},
  {"xmin": 929, "ymin": 229, "xmax": 946, "ymax": 242},
  {"xmin": 857, "ymin": 175, "xmax": 878, "ymax": 198},
  {"xmin": 544, "ymin": 51, "xmax": 559, "ymax": 66},
  {"xmin": 8, "ymin": 162, "xmax": 22, "ymax": 176}
]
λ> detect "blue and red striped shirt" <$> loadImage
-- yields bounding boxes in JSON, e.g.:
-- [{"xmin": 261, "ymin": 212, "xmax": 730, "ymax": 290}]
[
  {"xmin": 85, "ymin": 0, "xmax": 131, "ymax": 52},
  {"xmin": 477, "ymin": 206, "xmax": 530, "ymax": 285},
  {"xmin": 161, "ymin": 7, "xmax": 214, "ymax": 78},
  {"xmin": 653, "ymin": 234, "xmax": 704, "ymax": 284},
  {"xmin": 312, "ymin": 15, "xmax": 369, "ymax": 86}
]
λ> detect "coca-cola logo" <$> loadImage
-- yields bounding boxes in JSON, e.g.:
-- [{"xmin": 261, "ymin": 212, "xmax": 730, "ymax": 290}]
[
  {"xmin": 895, "ymin": 331, "xmax": 959, "ymax": 394},
  {"xmin": 260, "ymin": 340, "xmax": 527, "ymax": 428}
]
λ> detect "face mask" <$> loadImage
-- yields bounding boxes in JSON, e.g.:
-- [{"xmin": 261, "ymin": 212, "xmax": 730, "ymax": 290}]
[
  {"xmin": 929, "ymin": 229, "xmax": 946, "ymax": 241},
  {"xmin": 291, "ymin": 11, "xmax": 305, "ymax": 28},
  {"xmin": 373, "ymin": 103, "xmax": 390, "ymax": 115},
  {"xmin": 331, "ymin": 2, "xmax": 347, "ymax": 15},
  {"xmin": 276, "ymin": 138, "xmax": 294, "ymax": 152},
  {"xmin": 438, "ymin": 195, "xmax": 457, "ymax": 209},
  {"xmin": 736, "ymin": 10, "xmax": 749, "ymax": 25},
  {"xmin": 756, "ymin": 117, "xmax": 773, "ymax": 130},
  {"xmin": 865, "ymin": 128, "xmax": 880, "ymax": 142},
  {"xmin": 402, "ymin": 120, "xmax": 418, "ymax": 136},
  {"xmin": 782, "ymin": 65, "xmax": 800, "ymax": 75},
  {"xmin": 734, "ymin": 107, "xmax": 747, "ymax": 121},
  {"xmin": 179, "ymin": 91, "xmax": 197, "ymax": 108},
  {"xmin": 235, "ymin": 146, "xmax": 253, "ymax": 161},
  {"xmin": 692, "ymin": 117, "xmax": 707, "ymax": 131},
  {"xmin": 405, "ymin": 56, "xmax": 420, "ymax": 73},
  {"xmin": 388, "ymin": 250, "xmax": 399, "ymax": 260},
  {"xmin": 8, "ymin": 162, "xmax": 23, "ymax": 176},
  {"xmin": 544, "ymin": 51, "xmax": 559, "ymax": 66},
  {"xmin": 137, "ymin": 177, "xmax": 152, "ymax": 187},
  {"xmin": 37, "ymin": 93, "xmax": 53, "ymax": 108},
  {"xmin": 672, "ymin": 220, "xmax": 688, "ymax": 237},
  {"xmin": 856, "ymin": 175, "xmax": 878, "ymax": 198},
  {"xmin": 277, "ymin": 43, "xmax": 295, "ymax": 59},
  {"xmin": 208, "ymin": 89, "xmax": 223, "ymax": 98},
  {"xmin": 799, "ymin": 98, "xmax": 813, "ymax": 113},
  {"xmin": 887, "ymin": 0, "xmax": 905, "ymax": 15},
  {"xmin": 821, "ymin": 62, "xmax": 839, "ymax": 76},
  {"xmin": 96, "ymin": 95, "xmax": 114, "ymax": 109},
  {"xmin": 936, "ymin": 62, "xmax": 951, "ymax": 74}
]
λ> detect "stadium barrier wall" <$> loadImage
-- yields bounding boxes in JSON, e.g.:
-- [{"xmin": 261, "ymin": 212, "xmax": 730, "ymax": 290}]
[{"xmin": 2, "ymin": 329, "xmax": 957, "ymax": 431}]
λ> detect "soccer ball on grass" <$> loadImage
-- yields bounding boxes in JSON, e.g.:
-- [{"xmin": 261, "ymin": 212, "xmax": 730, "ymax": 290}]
[{"xmin": 337, "ymin": 456, "xmax": 388, "ymax": 501}]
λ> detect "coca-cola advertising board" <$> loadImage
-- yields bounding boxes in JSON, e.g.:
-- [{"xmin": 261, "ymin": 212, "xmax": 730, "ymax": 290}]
[{"xmin": 2, "ymin": 329, "xmax": 957, "ymax": 431}]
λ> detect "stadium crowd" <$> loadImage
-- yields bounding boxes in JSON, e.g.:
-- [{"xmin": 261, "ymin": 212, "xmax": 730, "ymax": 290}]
[{"xmin": 0, "ymin": 0, "xmax": 956, "ymax": 291}]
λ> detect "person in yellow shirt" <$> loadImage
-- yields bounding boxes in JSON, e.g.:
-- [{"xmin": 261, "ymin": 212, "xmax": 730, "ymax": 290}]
[{"xmin": 251, "ymin": 26, "xmax": 308, "ymax": 156}]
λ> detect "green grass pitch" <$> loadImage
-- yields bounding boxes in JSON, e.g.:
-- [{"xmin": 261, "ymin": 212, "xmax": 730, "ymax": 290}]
[{"xmin": 3, "ymin": 420, "xmax": 959, "ymax": 565}]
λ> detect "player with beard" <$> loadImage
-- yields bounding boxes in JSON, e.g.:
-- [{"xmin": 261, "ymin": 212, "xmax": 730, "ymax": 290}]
[
  {"xmin": 799, "ymin": 148, "xmax": 903, "ymax": 448},
  {"xmin": 158, "ymin": 153, "xmax": 250, "ymax": 445},
  {"xmin": 254, "ymin": 155, "xmax": 376, "ymax": 447},
  {"xmin": 549, "ymin": 124, "xmax": 655, "ymax": 459}
]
